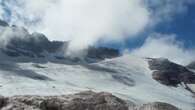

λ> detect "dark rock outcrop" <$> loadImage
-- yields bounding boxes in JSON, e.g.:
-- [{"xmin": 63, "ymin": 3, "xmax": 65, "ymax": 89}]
[
  {"xmin": 87, "ymin": 47, "xmax": 119, "ymax": 60},
  {"xmin": 2, "ymin": 31, "xmax": 65, "ymax": 58},
  {"xmin": 187, "ymin": 61, "xmax": 195, "ymax": 70},
  {"xmin": 0, "ymin": 96, "xmax": 7, "ymax": 109},
  {"xmin": 0, "ymin": 20, "xmax": 120, "ymax": 62},
  {"xmin": 3, "ymin": 35, "xmax": 119, "ymax": 61},
  {"xmin": 148, "ymin": 58, "xmax": 195, "ymax": 86},
  {"xmin": 0, "ymin": 91, "xmax": 180, "ymax": 110},
  {"xmin": 0, "ymin": 19, "xmax": 9, "ymax": 27}
]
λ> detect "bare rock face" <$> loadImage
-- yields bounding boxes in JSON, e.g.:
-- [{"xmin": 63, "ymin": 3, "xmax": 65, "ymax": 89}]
[
  {"xmin": 148, "ymin": 58, "xmax": 195, "ymax": 86},
  {"xmin": 0, "ymin": 96, "xmax": 7, "ymax": 109},
  {"xmin": 0, "ymin": 20, "xmax": 9, "ymax": 27},
  {"xmin": 2, "ymin": 31, "xmax": 65, "ymax": 58},
  {"xmin": 187, "ymin": 61, "xmax": 195, "ymax": 70},
  {"xmin": 0, "ymin": 20, "xmax": 119, "ymax": 62},
  {"xmin": 87, "ymin": 47, "xmax": 120, "ymax": 61}
]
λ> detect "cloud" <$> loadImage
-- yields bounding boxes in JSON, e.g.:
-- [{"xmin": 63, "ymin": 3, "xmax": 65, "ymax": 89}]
[
  {"xmin": 0, "ymin": 0, "xmax": 55, "ymax": 27},
  {"xmin": 40, "ymin": 0, "xmax": 150, "ymax": 54},
  {"xmin": 131, "ymin": 33, "xmax": 195, "ymax": 65}
]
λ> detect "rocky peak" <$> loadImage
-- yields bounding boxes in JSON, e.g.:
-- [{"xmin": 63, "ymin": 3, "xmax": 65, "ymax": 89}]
[
  {"xmin": 1, "ymin": 30, "xmax": 65, "ymax": 58},
  {"xmin": 187, "ymin": 61, "xmax": 195, "ymax": 70},
  {"xmin": 0, "ymin": 20, "xmax": 120, "ymax": 62},
  {"xmin": 148, "ymin": 58, "xmax": 195, "ymax": 86},
  {"xmin": 87, "ymin": 47, "xmax": 120, "ymax": 60},
  {"xmin": 0, "ymin": 19, "xmax": 9, "ymax": 27}
]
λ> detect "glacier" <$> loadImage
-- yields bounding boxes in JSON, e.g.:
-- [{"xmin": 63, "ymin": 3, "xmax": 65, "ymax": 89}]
[
  {"xmin": 0, "ymin": 20, "xmax": 195, "ymax": 110},
  {"xmin": 0, "ymin": 53, "xmax": 194, "ymax": 110}
]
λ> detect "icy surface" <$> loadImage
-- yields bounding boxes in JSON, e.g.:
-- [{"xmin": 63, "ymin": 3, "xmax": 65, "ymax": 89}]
[{"xmin": 0, "ymin": 54, "xmax": 194, "ymax": 110}]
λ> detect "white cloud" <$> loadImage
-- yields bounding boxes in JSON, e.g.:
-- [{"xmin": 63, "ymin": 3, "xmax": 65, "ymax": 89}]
[
  {"xmin": 40, "ymin": 0, "xmax": 150, "ymax": 55},
  {"xmin": 0, "ymin": 0, "xmax": 55, "ymax": 27},
  {"xmin": 131, "ymin": 33, "xmax": 195, "ymax": 65}
]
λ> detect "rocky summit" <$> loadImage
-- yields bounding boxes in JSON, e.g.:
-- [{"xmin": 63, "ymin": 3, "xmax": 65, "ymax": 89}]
[
  {"xmin": 0, "ymin": 20, "xmax": 119, "ymax": 62},
  {"xmin": 187, "ymin": 61, "xmax": 195, "ymax": 70},
  {"xmin": 0, "ymin": 91, "xmax": 180, "ymax": 110},
  {"xmin": 0, "ymin": 20, "xmax": 194, "ymax": 110},
  {"xmin": 0, "ymin": 20, "xmax": 9, "ymax": 27},
  {"xmin": 148, "ymin": 58, "xmax": 195, "ymax": 86}
]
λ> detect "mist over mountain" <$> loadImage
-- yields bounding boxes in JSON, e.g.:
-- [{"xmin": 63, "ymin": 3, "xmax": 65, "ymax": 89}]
[
  {"xmin": 187, "ymin": 61, "xmax": 195, "ymax": 70},
  {"xmin": 0, "ymin": 20, "xmax": 120, "ymax": 63},
  {"xmin": 0, "ymin": 20, "xmax": 195, "ymax": 110},
  {"xmin": 0, "ymin": 1, "xmax": 195, "ymax": 109}
]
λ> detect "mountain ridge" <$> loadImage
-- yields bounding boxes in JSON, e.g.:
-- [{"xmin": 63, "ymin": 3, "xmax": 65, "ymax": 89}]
[
  {"xmin": 0, "ymin": 20, "xmax": 195, "ymax": 110},
  {"xmin": 0, "ymin": 20, "xmax": 120, "ymax": 63}
]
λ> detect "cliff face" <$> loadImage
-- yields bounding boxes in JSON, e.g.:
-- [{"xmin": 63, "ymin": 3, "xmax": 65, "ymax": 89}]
[
  {"xmin": 148, "ymin": 58, "xmax": 195, "ymax": 86},
  {"xmin": 0, "ymin": 55, "xmax": 193, "ymax": 110},
  {"xmin": 0, "ymin": 91, "xmax": 179, "ymax": 110},
  {"xmin": 187, "ymin": 61, "xmax": 195, "ymax": 70},
  {"xmin": 0, "ymin": 20, "xmax": 193, "ymax": 110},
  {"xmin": 0, "ymin": 20, "xmax": 120, "ymax": 62}
]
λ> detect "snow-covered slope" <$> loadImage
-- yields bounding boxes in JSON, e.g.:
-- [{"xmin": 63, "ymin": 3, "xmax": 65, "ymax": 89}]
[
  {"xmin": 0, "ymin": 54, "xmax": 194, "ymax": 110},
  {"xmin": 0, "ymin": 20, "xmax": 194, "ymax": 110}
]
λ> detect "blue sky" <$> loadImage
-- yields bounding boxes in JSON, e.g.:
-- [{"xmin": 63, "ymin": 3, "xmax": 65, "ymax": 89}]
[
  {"xmin": 154, "ymin": 3, "xmax": 195, "ymax": 48},
  {"xmin": 100, "ymin": 2, "xmax": 195, "ymax": 51}
]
